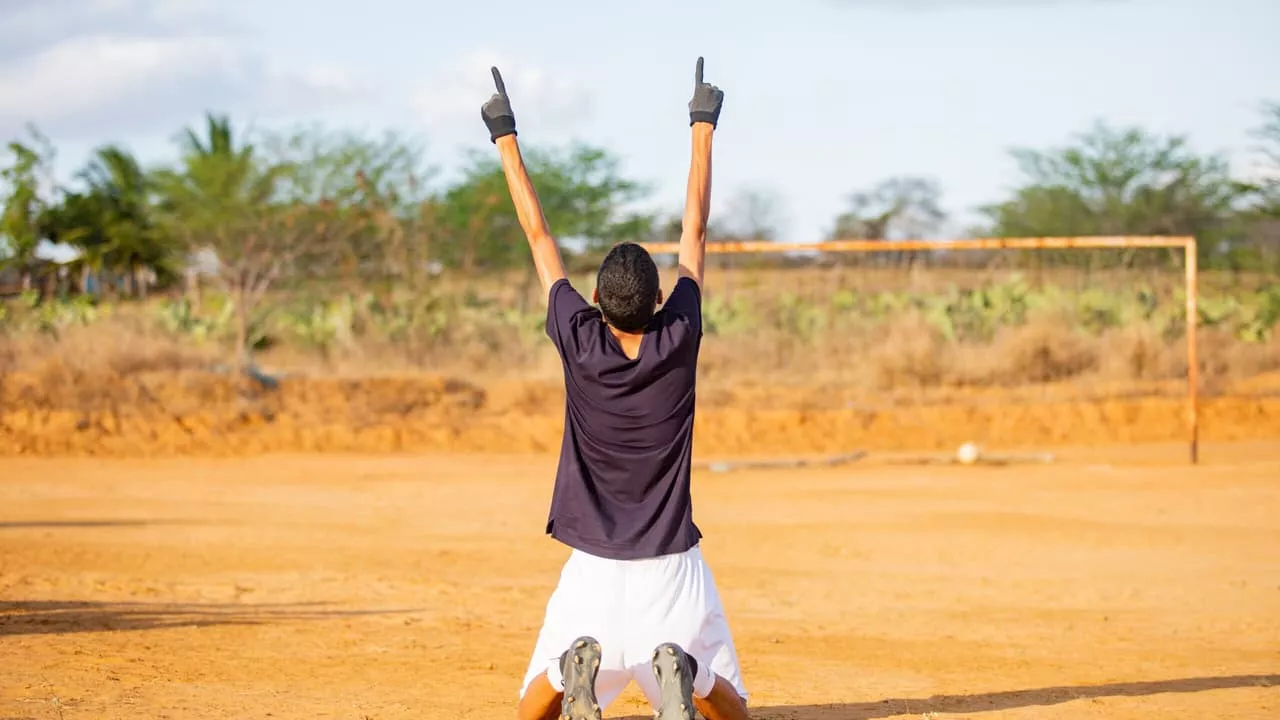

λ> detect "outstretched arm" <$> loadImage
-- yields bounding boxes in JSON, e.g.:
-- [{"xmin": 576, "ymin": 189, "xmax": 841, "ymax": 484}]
[
  {"xmin": 679, "ymin": 57, "xmax": 724, "ymax": 289},
  {"xmin": 679, "ymin": 124, "xmax": 714, "ymax": 287},
  {"xmin": 495, "ymin": 135, "xmax": 566, "ymax": 297},
  {"xmin": 481, "ymin": 67, "xmax": 567, "ymax": 299}
]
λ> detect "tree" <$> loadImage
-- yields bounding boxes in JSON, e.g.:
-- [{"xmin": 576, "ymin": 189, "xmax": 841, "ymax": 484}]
[
  {"xmin": 1236, "ymin": 101, "xmax": 1280, "ymax": 272},
  {"xmin": 826, "ymin": 176, "xmax": 946, "ymax": 241},
  {"xmin": 35, "ymin": 144, "xmax": 179, "ymax": 298},
  {"xmin": 38, "ymin": 188, "xmax": 106, "ymax": 294},
  {"xmin": 826, "ymin": 176, "xmax": 946, "ymax": 267},
  {"xmin": 435, "ymin": 143, "xmax": 653, "ymax": 272},
  {"xmin": 260, "ymin": 126, "xmax": 437, "ymax": 285},
  {"xmin": 79, "ymin": 145, "xmax": 175, "ymax": 297},
  {"xmin": 153, "ymin": 113, "xmax": 360, "ymax": 368},
  {"xmin": 1254, "ymin": 101, "xmax": 1280, "ymax": 180},
  {"xmin": 716, "ymin": 187, "xmax": 786, "ymax": 243},
  {"xmin": 436, "ymin": 160, "xmax": 509, "ymax": 272},
  {"xmin": 691, "ymin": 186, "xmax": 785, "ymax": 270},
  {"xmin": 0, "ymin": 127, "xmax": 56, "ymax": 291},
  {"xmin": 979, "ymin": 122, "xmax": 1244, "ymax": 268}
]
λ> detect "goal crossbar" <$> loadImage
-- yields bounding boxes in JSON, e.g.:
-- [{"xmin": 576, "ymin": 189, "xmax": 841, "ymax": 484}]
[{"xmin": 640, "ymin": 235, "xmax": 1200, "ymax": 464}]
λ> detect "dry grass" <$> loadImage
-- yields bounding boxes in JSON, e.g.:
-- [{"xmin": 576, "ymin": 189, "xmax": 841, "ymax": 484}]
[
  {"xmin": 699, "ymin": 309, "xmax": 1280, "ymax": 394},
  {"xmin": 4, "ymin": 316, "xmax": 1280, "ymax": 457},
  {"xmin": 3, "ymin": 265, "xmax": 1278, "ymax": 458},
  {"xmin": 8, "ymin": 302, "xmax": 1277, "ymax": 408},
  {"xmin": 2, "ymin": 319, "xmax": 224, "ymax": 433},
  {"xmin": 865, "ymin": 311, "xmax": 949, "ymax": 388},
  {"xmin": 3, "ymin": 265, "xmax": 1278, "ymax": 420},
  {"xmin": 8, "ymin": 320, "xmax": 213, "ymax": 380}
]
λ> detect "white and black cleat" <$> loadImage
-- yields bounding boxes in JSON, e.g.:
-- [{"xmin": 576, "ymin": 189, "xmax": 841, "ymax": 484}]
[
  {"xmin": 560, "ymin": 636, "xmax": 603, "ymax": 720},
  {"xmin": 650, "ymin": 642, "xmax": 696, "ymax": 720}
]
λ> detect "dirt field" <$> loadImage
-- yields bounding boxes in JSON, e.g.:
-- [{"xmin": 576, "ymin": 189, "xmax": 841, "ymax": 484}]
[{"xmin": 1, "ymin": 443, "xmax": 1277, "ymax": 719}]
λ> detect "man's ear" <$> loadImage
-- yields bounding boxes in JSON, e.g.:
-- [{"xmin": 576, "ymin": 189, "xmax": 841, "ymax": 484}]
[
  {"xmin": 592, "ymin": 287, "xmax": 599, "ymax": 304},
  {"xmin": 655, "ymin": 288, "xmax": 664, "ymax": 306}
]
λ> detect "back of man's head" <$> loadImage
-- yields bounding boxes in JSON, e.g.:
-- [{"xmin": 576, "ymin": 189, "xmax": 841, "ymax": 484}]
[{"xmin": 596, "ymin": 242, "xmax": 660, "ymax": 333}]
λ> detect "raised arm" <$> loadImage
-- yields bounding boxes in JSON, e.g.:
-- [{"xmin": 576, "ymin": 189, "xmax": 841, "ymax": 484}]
[
  {"xmin": 495, "ymin": 134, "xmax": 566, "ymax": 297},
  {"xmin": 481, "ymin": 66, "xmax": 567, "ymax": 299},
  {"xmin": 679, "ymin": 57, "xmax": 724, "ymax": 288}
]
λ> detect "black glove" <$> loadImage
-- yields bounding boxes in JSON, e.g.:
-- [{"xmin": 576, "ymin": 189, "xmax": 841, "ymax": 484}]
[
  {"xmin": 481, "ymin": 66, "xmax": 517, "ymax": 143},
  {"xmin": 688, "ymin": 56, "xmax": 724, "ymax": 128}
]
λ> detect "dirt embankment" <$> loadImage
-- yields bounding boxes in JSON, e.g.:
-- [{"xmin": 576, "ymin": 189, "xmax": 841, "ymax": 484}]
[{"xmin": 1, "ymin": 368, "xmax": 1277, "ymax": 457}]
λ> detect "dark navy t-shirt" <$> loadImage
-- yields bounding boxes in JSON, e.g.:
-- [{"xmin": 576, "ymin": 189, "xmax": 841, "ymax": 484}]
[{"xmin": 543, "ymin": 276, "xmax": 704, "ymax": 561}]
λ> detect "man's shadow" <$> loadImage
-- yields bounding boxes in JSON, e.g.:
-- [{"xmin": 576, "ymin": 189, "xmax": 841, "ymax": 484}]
[
  {"xmin": 0, "ymin": 600, "xmax": 419, "ymax": 637},
  {"xmin": 614, "ymin": 673, "xmax": 1278, "ymax": 719}
]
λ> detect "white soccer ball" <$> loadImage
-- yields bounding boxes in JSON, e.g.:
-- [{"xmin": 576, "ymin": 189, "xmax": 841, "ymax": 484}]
[{"xmin": 956, "ymin": 442, "xmax": 981, "ymax": 465}]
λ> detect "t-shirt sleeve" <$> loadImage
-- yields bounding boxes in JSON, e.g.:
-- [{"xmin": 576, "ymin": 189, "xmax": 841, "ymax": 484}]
[
  {"xmin": 662, "ymin": 277, "xmax": 703, "ymax": 339},
  {"xmin": 545, "ymin": 278, "xmax": 593, "ymax": 355}
]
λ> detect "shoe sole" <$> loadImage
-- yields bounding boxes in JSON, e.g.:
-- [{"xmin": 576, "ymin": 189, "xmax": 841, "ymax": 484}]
[
  {"xmin": 651, "ymin": 643, "xmax": 696, "ymax": 720},
  {"xmin": 561, "ymin": 636, "xmax": 602, "ymax": 720}
]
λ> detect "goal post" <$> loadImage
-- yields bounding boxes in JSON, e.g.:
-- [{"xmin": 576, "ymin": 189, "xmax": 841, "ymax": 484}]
[{"xmin": 640, "ymin": 235, "xmax": 1200, "ymax": 464}]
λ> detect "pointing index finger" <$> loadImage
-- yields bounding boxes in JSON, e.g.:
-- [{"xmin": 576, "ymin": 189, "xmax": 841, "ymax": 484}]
[
  {"xmin": 491, "ymin": 66, "xmax": 506, "ymax": 95},
  {"xmin": 695, "ymin": 56, "xmax": 704, "ymax": 85}
]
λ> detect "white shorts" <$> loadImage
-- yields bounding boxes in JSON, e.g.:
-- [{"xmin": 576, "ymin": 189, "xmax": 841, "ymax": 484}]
[{"xmin": 519, "ymin": 543, "xmax": 747, "ymax": 710}]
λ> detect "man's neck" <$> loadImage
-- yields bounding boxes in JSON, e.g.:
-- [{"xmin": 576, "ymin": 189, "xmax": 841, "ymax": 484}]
[{"xmin": 607, "ymin": 324, "xmax": 644, "ymax": 360}]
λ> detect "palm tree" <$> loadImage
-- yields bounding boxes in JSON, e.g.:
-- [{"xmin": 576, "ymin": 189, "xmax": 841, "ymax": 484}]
[
  {"xmin": 0, "ymin": 142, "xmax": 47, "ymax": 292},
  {"xmin": 77, "ymin": 145, "xmax": 177, "ymax": 298},
  {"xmin": 151, "ymin": 113, "xmax": 294, "ymax": 367},
  {"xmin": 155, "ymin": 113, "xmax": 280, "ymax": 213}
]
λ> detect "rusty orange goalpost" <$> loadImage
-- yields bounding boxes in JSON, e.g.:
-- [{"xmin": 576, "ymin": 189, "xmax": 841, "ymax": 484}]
[{"xmin": 641, "ymin": 235, "xmax": 1201, "ymax": 465}]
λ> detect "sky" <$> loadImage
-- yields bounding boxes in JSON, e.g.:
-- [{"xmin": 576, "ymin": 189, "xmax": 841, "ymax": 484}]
[{"xmin": 1, "ymin": 0, "xmax": 1278, "ymax": 247}]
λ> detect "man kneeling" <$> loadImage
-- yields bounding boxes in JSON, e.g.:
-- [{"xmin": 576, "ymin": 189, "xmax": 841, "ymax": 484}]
[{"xmin": 479, "ymin": 58, "xmax": 749, "ymax": 720}]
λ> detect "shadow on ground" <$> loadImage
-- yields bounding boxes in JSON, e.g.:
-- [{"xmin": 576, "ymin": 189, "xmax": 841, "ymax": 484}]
[
  {"xmin": 0, "ymin": 600, "xmax": 419, "ymax": 637},
  {"xmin": 616, "ymin": 674, "xmax": 1279, "ymax": 719},
  {"xmin": 0, "ymin": 520, "xmax": 195, "ymax": 530}
]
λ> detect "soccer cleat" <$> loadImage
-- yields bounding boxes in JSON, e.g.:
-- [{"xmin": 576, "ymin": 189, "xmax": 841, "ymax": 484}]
[
  {"xmin": 560, "ymin": 636, "xmax": 603, "ymax": 720},
  {"xmin": 650, "ymin": 642, "xmax": 696, "ymax": 720}
]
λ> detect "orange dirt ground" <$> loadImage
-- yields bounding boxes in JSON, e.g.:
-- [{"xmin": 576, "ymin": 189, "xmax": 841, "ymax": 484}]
[{"xmin": 1, "ymin": 443, "xmax": 1278, "ymax": 719}]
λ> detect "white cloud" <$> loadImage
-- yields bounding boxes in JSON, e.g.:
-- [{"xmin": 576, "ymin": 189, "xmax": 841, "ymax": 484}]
[
  {"xmin": 0, "ymin": 35, "xmax": 239, "ymax": 121},
  {"xmin": 0, "ymin": 0, "xmax": 233, "ymax": 63},
  {"xmin": 0, "ymin": 0, "xmax": 365, "ymax": 142},
  {"xmin": 409, "ymin": 50, "xmax": 593, "ymax": 138}
]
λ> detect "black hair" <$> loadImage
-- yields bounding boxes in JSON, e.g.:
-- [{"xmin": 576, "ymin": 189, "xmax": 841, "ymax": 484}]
[{"xmin": 596, "ymin": 242, "xmax": 660, "ymax": 333}]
